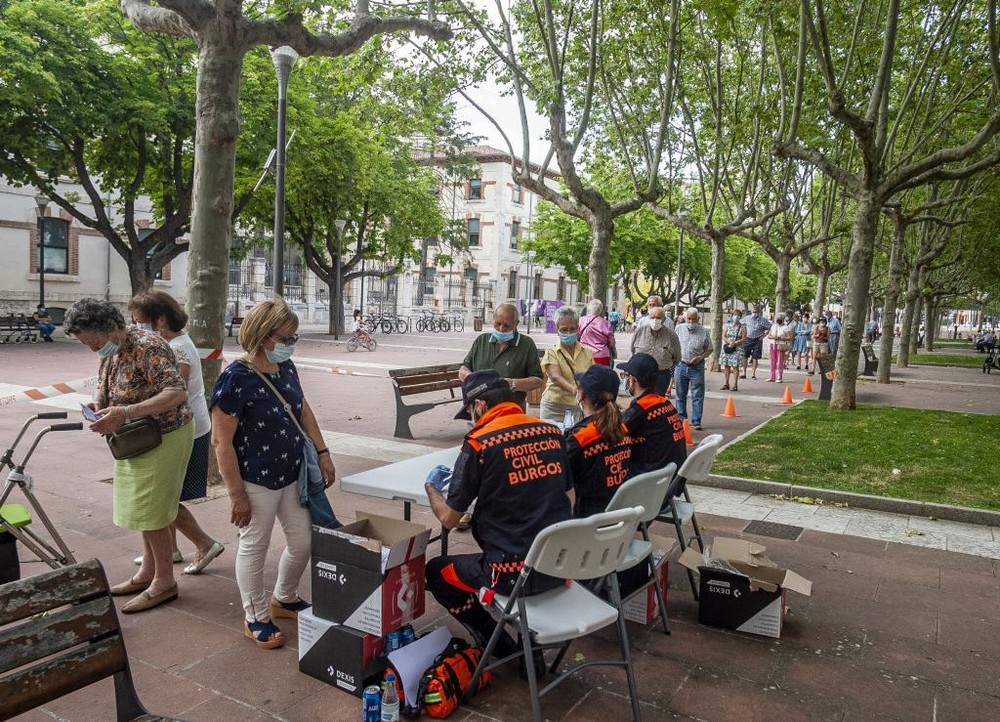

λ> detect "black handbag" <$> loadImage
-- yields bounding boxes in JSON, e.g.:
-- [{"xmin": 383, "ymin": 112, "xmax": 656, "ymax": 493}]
[{"xmin": 107, "ymin": 417, "xmax": 162, "ymax": 460}]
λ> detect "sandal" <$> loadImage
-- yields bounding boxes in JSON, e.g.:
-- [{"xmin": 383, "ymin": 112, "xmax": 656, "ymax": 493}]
[
  {"xmin": 732, "ymin": 386, "xmax": 738, "ymax": 392},
  {"xmin": 245, "ymin": 619, "xmax": 285, "ymax": 650},
  {"xmin": 720, "ymin": 384, "xmax": 730, "ymax": 391},
  {"xmin": 270, "ymin": 595, "xmax": 311, "ymax": 620}
]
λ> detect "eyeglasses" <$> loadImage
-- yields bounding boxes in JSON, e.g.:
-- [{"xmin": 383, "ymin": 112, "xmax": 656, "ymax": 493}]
[{"xmin": 270, "ymin": 333, "xmax": 299, "ymax": 346}]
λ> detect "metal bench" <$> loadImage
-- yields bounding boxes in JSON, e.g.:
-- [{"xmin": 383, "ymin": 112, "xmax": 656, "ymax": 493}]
[
  {"xmin": 388, "ymin": 363, "xmax": 463, "ymax": 439},
  {"xmin": 0, "ymin": 313, "xmax": 38, "ymax": 344},
  {"xmin": 0, "ymin": 558, "xmax": 187, "ymax": 721}
]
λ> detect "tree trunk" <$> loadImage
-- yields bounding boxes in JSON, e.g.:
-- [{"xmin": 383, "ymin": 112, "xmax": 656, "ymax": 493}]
[
  {"xmin": 327, "ymin": 278, "xmax": 336, "ymax": 335},
  {"xmin": 831, "ymin": 195, "xmax": 880, "ymax": 410},
  {"xmin": 896, "ymin": 261, "xmax": 921, "ymax": 368},
  {"xmin": 812, "ymin": 270, "xmax": 828, "ymax": 315},
  {"xmin": 587, "ymin": 215, "xmax": 614, "ymax": 304},
  {"xmin": 774, "ymin": 254, "xmax": 791, "ymax": 316},
  {"xmin": 876, "ymin": 226, "xmax": 905, "ymax": 383},
  {"xmin": 187, "ymin": 41, "xmax": 244, "ymax": 390},
  {"xmin": 909, "ymin": 283, "xmax": 924, "ymax": 355},
  {"xmin": 924, "ymin": 296, "xmax": 937, "ymax": 351},
  {"xmin": 708, "ymin": 234, "xmax": 726, "ymax": 371}
]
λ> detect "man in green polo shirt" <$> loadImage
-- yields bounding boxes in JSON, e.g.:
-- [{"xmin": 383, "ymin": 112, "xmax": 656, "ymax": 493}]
[
  {"xmin": 456, "ymin": 303, "xmax": 544, "ymax": 531},
  {"xmin": 460, "ymin": 303, "xmax": 544, "ymax": 409}
]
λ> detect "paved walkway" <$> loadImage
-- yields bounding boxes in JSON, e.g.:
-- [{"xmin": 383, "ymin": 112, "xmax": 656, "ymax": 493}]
[{"xmin": 2, "ymin": 332, "xmax": 998, "ymax": 721}]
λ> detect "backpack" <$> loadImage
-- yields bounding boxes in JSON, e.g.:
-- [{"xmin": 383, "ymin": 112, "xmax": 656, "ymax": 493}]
[{"xmin": 418, "ymin": 638, "xmax": 492, "ymax": 719}]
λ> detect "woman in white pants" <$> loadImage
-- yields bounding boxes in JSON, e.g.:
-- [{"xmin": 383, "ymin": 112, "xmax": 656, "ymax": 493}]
[{"xmin": 210, "ymin": 298, "xmax": 335, "ymax": 649}]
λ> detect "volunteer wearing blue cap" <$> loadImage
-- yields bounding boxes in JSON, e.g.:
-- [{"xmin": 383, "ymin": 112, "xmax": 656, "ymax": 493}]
[
  {"xmin": 565, "ymin": 365, "xmax": 633, "ymax": 518},
  {"xmin": 425, "ymin": 369, "xmax": 572, "ymax": 660},
  {"xmin": 617, "ymin": 353, "xmax": 687, "ymax": 477}
]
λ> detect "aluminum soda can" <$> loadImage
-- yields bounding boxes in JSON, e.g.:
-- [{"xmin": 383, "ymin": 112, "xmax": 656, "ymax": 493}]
[
  {"xmin": 385, "ymin": 630, "xmax": 402, "ymax": 654},
  {"xmin": 362, "ymin": 685, "xmax": 381, "ymax": 722},
  {"xmin": 400, "ymin": 625, "xmax": 416, "ymax": 647}
]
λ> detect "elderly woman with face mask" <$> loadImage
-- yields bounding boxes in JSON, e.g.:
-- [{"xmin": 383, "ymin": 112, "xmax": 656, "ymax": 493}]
[
  {"xmin": 539, "ymin": 305, "xmax": 594, "ymax": 426},
  {"xmin": 64, "ymin": 298, "xmax": 193, "ymax": 614},
  {"xmin": 210, "ymin": 297, "xmax": 335, "ymax": 650}
]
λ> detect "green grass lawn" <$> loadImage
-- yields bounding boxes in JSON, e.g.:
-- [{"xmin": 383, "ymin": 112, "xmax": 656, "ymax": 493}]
[
  {"xmin": 934, "ymin": 340, "xmax": 975, "ymax": 349},
  {"xmin": 893, "ymin": 353, "xmax": 983, "ymax": 368},
  {"xmin": 712, "ymin": 401, "xmax": 1000, "ymax": 510}
]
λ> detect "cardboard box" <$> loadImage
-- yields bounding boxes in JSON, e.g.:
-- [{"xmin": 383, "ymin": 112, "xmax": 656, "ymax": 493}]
[
  {"xmin": 298, "ymin": 608, "xmax": 385, "ymax": 697},
  {"xmin": 312, "ymin": 512, "xmax": 430, "ymax": 635},
  {"xmin": 679, "ymin": 537, "xmax": 812, "ymax": 638},
  {"xmin": 621, "ymin": 535, "xmax": 675, "ymax": 625}
]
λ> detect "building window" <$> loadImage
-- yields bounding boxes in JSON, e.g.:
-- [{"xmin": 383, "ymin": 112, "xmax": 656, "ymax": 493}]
[
  {"xmin": 507, "ymin": 271, "xmax": 518, "ymax": 300},
  {"xmin": 512, "ymin": 182, "xmax": 523, "ymax": 204},
  {"xmin": 467, "ymin": 218, "xmax": 481, "ymax": 247},
  {"xmin": 40, "ymin": 218, "xmax": 70, "ymax": 274},
  {"xmin": 468, "ymin": 178, "xmax": 482, "ymax": 200},
  {"xmin": 557, "ymin": 276, "xmax": 566, "ymax": 301},
  {"xmin": 423, "ymin": 266, "xmax": 436, "ymax": 296},
  {"xmin": 510, "ymin": 220, "xmax": 520, "ymax": 249},
  {"xmin": 465, "ymin": 267, "xmax": 478, "ymax": 297},
  {"xmin": 533, "ymin": 272, "xmax": 543, "ymax": 301}
]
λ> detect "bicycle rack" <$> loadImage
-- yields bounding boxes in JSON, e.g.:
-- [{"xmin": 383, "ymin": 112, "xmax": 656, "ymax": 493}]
[{"xmin": 1, "ymin": 412, "xmax": 83, "ymax": 569}]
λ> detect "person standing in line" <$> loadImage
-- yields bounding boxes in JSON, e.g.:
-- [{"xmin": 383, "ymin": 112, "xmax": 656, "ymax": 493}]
[
  {"xmin": 740, "ymin": 303, "xmax": 772, "ymax": 381},
  {"xmin": 766, "ymin": 316, "xmax": 793, "ymax": 382},
  {"xmin": 539, "ymin": 306, "xmax": 594, "ymax": 426},
  {"xmin": 794, "ymin": 312, "xmax": 813, "ymax": 371},
  {"xmin": 630, "ymin": 306, "xmax": 681, "ymax": 396},
  {"xmin": 210, "ymin": 298, "xmax": 335, "ymax": 650},
  {"xmin": 826, "ymin": 310, "xmax": 843, "ymax": 357},
  {"xmin": 719, "ymin": 311, "xmax": 746, "ymax": 391},
  {"xmin": 128, "ymin": 291, "xmax": 225, "ymax": 575},
  {"xmin": 32, "ymin": 304, "xmax": 57, "ymax": 342},
  {"xmin": 578, "ymin": 298, "xmax": 617, "ymax": 367},
  {"xmin": 617, "ymin": 353, "xmax": 687, "ymax": 477},
  {"xmin": 810, "ymin": 316, "xmax": 829, "ymax": 374},
  {"xmin": 564, "ymin": 365, "xmax": 633, "ymax": 518},
  {"xmin": 65, "ymin": 298, "xmax": 194, "ymax": 613},
  {"xmin": 635, "ymin": 295, "xmax": 673, "ymax": 331},
  {"xmin": 674, "ymin": 308, "xmax": 714, "ymax": 431},
  {"xmin": 459, "ymin": 303, "xmax": 543, "ymax": 409}
]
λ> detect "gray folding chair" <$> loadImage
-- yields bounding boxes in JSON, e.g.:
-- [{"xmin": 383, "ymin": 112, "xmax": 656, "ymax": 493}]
[
  {"xmin": 656, "ymin": 434, "xmax": 723, "ymax": 599},
  {"xmin": 604, "ymin": 463, "xmax": 677, "ymax": 634},
  {"xmin": 465, "ymin": 507, "xmax": 646, "ymax": 722}
]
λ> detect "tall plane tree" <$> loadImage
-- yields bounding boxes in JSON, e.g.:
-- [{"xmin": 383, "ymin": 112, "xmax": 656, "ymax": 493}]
[
  {"xmin": 119, "ymin": 0, "xmax": 449, "ymax": 377},
  {"xmin": 776, "ymin": 0, "xmax": 1000, "ymax": 409}
]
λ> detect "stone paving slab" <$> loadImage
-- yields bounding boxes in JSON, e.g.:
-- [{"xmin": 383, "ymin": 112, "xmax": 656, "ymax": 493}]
[{"xmin": 3, "ymin": 332, "xmax": 999, "ymax": 721}]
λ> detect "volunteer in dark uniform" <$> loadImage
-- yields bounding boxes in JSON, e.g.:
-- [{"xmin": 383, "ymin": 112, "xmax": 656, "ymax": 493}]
[
  {"xmin": 617, "ymin": 353, "xmax": 687, "ymax": 477},
  {"xmin": 425, "ymin": 370, "xmax": 572, "ymax": 654},
  {"xmin": 565, "ymin": 365, "xmax": 633, "ymax": 518}
]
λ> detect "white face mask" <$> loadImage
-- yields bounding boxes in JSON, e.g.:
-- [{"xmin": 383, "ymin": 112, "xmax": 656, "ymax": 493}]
[{"xmin": 650, "ymin": 319, "xmax": 664, "ymax": 331}]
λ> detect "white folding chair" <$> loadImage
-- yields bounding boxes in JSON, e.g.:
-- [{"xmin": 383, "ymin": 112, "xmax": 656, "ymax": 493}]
[
  {"xmin": 465, "ymin": 507, "xmax": 646, "ymax": 722},
  {"xmin": 656, "ymin": 434, "xmax": 723, "ymax": 599},
  {"xmin": 604, "ymin": 463, "xmax": 677, "ymax": 635}
]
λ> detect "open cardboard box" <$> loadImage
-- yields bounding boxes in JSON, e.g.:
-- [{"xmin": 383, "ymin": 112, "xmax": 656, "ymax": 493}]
[{"xmin": 679, "ymin": 537, "xmax": 812, "ymax": 638}]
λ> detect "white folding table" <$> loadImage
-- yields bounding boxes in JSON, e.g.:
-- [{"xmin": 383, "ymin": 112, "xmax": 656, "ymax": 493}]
[{"xmin": 339, "ymin": 446, "xmax": 461, "ymax": 554}]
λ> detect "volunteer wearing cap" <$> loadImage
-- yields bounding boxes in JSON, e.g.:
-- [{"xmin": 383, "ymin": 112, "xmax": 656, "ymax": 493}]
[
  {"xmin": 617, "ymin": 353, "xmax": 686, "ymax": 477},
  {"xmin": 565, "ymin": 365, "xmax": 633, "ymax": 518},
  {"xmin": 425, "ymin": 370, "xmax": 572, "ymax": 654},
  {"xmin": 459, "ymin": 303, "xmax": 543, "ymax": 410}
]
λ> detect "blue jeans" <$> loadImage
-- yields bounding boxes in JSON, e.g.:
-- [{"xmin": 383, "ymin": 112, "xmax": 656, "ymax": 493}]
[
  {"xmin": 675, "ymin": 361, "xmax": 705, "ymax": 427},
  {"xmin": 829, "ymin": 333, "xmax": 840, "ymax": 357}
]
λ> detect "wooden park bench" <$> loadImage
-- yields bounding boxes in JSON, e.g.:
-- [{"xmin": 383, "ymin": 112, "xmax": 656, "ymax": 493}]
[
  {"xmin": 861, "ymin": 344, "xmax": 878, "ymax": 376},
  {"xmin": 0, "ymin": 313, "xmax": 38, "ymax": 344},
  {"xmin": 226, "ymin": 316, "xmax": 244, "ymax": 337},
  {"xmin": 388, "ymin": 363, "xmax": 463, "ymax": 440},
  {"xmin": 0, "ymin": 558, "xmax": 186, "ymax": 721}
]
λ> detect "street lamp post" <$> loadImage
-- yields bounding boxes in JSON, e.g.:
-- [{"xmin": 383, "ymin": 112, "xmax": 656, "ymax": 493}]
[
  {"xmin": 525, "ymin": 250, "xmax": 535, "ymax": 334},
  {"xmin": 271, "ymin": 45, "xmax": 298, "ymax": 297},
  {"xmin": 333, "ymin": 219, "xmax": 346, "ymax": 340},
  {"xmin": 34, "ymin": 194, "xmax": 50, "ymax": 308}
]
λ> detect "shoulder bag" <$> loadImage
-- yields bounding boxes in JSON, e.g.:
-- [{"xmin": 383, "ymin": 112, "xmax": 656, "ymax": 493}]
[
  {"xmin": 244, "ymin": 361, "xmax": 341, "ymax": 528},
  {"xmin": 102, "ymin": 370, "xmax": 162, "ymax": 460}
]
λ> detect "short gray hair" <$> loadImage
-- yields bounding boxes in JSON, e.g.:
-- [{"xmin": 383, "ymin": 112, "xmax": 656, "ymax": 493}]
[
  {"xmin": 587, "ymin": 298, "xmax": 604, "ymax": 315},
  {"xmin": 555, "ymin": 305, "xmax": 579, "ymax": 324},
  {"xmin": 64, "ymin": 298, "xmax": 125, "ymax": 335}
]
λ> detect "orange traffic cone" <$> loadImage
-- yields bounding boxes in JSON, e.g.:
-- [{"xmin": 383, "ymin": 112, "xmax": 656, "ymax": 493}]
[
  {"xmin": 802, "ymin": 376, "xmax": 814, "ymax": 394},
  {"xmin": 683, "ymin": 419, "xmax": 694, "ymax": 445},
  {"xmin": 781, "ymin": 385, "xmax": 794, "ymax": 404},
  {"xmin": 721, "ymin": 395, "xmax": 739, "ymax": 418}
]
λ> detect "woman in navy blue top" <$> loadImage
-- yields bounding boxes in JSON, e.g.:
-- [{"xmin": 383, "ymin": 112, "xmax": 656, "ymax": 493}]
[{"xmin": 211, "ymin": 298, "xmax": 334, "ymax": 650}]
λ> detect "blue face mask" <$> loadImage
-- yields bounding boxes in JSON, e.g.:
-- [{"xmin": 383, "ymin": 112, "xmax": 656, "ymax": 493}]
[
  {"xmin": 492, "ymin": 330, "xmax": 514, "ymax": 343},
  {"xmin": 559, "ymin": 333, "xmax": 578, "ymax": 345},
  {"xmin": 265, "ymin": 343, "xmax": 294, "ymax": 364},
  {"xmin": 97, "ymin": 340, "xmax": 119, "ymax": 358}
]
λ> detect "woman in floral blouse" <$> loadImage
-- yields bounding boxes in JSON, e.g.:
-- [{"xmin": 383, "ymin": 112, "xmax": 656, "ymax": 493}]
[
  {"xmin": 65, "ymin": 298, "xmax": 193, "ymax": 614},
  {"xmin": 211, "ymin": 297, "xmax": 335, "ymax": 650}
]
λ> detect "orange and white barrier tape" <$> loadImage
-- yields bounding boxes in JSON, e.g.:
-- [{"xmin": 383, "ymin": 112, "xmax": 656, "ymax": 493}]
[
  {"xmin": 197, "ymin": 347, "xmax": 225, "ymax": 361},
  {"xmin": 0, "ymin": 375, "xmax": 98, "ymax": 407}
]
